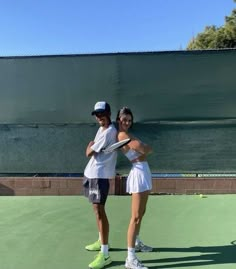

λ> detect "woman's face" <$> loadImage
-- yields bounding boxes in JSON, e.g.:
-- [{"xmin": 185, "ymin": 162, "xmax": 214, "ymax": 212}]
[{"xmin": 118, "ymin": 114, "xmax": 132, "ymax": 132}]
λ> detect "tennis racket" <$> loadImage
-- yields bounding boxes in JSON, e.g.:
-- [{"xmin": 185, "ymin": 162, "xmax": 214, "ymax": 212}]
[{"xmin": 102, "ymin": 138, "xmax": 131, "ymax": 153}]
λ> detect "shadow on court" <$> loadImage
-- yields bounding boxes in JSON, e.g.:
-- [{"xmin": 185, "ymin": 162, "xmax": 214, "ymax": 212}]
[
  {"xmin": 110, "ymin": 247, "xmax": 126, "ymax": 252},
  {"xmin": 108, "ymin": 243, "xmax": 236, "ymax": 269},
  {"xmin": 141, "ymin": 242, "xmax": 236, "ymax": 268}
]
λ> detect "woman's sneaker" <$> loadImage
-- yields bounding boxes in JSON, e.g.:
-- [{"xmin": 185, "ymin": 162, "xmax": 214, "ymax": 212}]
[
  {"xmin": 88, "ymin": 252, "xmax": 112, "ymax": 269},
  {"xmin": 135, "ymin": 241, "xmax": 153, "ymax": 252},
  {"xmin": 125, "ymin": 257, "xmax": 148, "ymax": 269}
]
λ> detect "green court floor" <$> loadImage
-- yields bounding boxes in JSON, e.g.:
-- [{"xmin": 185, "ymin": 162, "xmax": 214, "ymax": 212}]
[{"xmin": 1, "ymin": 194, "xmax": 236, "ymax": 269}]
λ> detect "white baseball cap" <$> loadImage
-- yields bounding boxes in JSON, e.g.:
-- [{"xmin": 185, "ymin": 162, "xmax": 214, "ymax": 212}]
[{"xmin": 91, "ymin": 101, "xmax": 111, "ymax": 115}]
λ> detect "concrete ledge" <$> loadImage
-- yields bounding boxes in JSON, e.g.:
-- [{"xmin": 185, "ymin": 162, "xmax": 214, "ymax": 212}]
[{"xmin": 1, "ymin": 176, "xmax": 236, "ymax": 195}]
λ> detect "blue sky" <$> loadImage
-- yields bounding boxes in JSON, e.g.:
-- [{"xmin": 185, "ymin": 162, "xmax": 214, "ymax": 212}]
[{"xmin": 0, "ymin": 0, "xmax": 235, "ymax": 56}]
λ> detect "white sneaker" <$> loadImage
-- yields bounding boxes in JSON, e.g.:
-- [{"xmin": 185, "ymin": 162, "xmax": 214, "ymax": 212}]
[
  {"xmin": 135, "ymin": 241, "xmax": 153, "ymax": 252},
  {"xmin": 125, "ymin": 257, "xmax": 148, "ymax": 269}
]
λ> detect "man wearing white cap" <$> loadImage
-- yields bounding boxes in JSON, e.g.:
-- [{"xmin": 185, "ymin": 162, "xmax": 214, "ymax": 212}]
[{"xmin": 83, "ymin": 101, "xmax": 117, "ymax": 269}]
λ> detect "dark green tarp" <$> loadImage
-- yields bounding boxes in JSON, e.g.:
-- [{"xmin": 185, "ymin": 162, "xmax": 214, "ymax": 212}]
[{"xmin": 0, "ymin": 50, "xmax": 236, "ymax": 173}]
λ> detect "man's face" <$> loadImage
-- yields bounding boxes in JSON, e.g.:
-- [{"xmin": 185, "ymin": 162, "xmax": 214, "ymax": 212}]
[{"xmin": 95, "ymin": 112, "xmax": 110, "ymax": 128}]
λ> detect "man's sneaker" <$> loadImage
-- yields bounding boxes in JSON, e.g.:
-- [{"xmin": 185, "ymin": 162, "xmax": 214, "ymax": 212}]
[
  {"xmin": 85, "ymin": 240, "xmax": 101, "ymax": 251},
  {"xmin": 85, "ymin": 240, "xmax": 111, "ymax": 251},
  {"xmin": 88, "ymin": 252, "xmax": 112, "ymax": 269},
  {"xmin": 125, "ymin": 257, "xmax": 148, "ymax": 269},
  {"xmin": 135, "ymin": 241, "xmax": 153, "ymax": 252}
]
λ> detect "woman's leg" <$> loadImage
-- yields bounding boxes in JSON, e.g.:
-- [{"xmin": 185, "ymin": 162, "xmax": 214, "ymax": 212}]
[{"xmin": 127, "ymin": 190, "xmax": 149, "ymax": 248}]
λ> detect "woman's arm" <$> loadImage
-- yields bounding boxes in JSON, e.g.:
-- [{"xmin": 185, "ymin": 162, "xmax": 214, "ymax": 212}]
[
  {"xmin": 117, "ymin": 131, "xmax": 130, "ymax": 141},
  {"xmin": 129, "ymin": 139, "xmax": 152, "ymax": 155},
  {"xmin": 118, "ymin": 132, "xmax": 152, "ymax": 155},
  {"xmin": 117, "ymin": 132, "xmax": 131, "ymax": 152}
]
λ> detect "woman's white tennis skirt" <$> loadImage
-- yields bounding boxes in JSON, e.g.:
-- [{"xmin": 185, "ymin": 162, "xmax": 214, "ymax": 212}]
[{"xmin": 126, "ymin": 162, "xmax": 152, "ymax": 194}]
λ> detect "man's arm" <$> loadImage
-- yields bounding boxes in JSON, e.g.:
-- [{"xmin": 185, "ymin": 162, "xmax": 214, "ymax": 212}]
[{"xmin": 86, "ymin": 141, "xmax": 95, "ymax": 157}]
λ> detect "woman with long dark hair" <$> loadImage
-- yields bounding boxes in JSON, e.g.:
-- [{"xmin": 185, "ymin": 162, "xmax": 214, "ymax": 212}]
[{"xmin": 116, "ymin": 107, "xmax": 153, "ymax": 269}]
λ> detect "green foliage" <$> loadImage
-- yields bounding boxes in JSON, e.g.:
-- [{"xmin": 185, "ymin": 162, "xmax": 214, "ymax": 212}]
[{"xmin": 187, "ymin": 5, "xmax": 236, "ymax": 50}]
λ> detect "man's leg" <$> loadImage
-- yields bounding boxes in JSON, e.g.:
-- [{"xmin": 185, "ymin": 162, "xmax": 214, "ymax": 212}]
[
  {"xmin": 85, "ymin": 205, "xmax": 110, "ymax": 251},
  {"xmin": 93, "ymin": 203, "xmax": 109, "ymax": 246},
  {"xmin": 88, "ymin": 179, "xmax": 112, "ymax": 269},
  {"xmin": 85, "ymin": 178, "xmax": 110, "ymax": 251}
]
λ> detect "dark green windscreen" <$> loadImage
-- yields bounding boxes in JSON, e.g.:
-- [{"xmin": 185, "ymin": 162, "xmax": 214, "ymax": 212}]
[
  {"xmin": 0, "ymin": 50, "xmax": 235, "ymax": 173},
  {"xmin": 0, "ymin": 50, "xmax": 236, "ymax": 124},
  {"xmin": 0, "ymin": 122, "xmax": 235, "ymax": 174}
]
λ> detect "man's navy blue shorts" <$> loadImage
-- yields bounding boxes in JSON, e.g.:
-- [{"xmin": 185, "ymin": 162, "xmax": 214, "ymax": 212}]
[{"xmin": 83, "ymin": 177, "xmax": 110, "ymax": 205}]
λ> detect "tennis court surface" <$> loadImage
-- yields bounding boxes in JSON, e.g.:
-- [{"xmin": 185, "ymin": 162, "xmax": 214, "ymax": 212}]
[{"xmin": 1, "ymin": 194, "xmax": 236, "ymax": 269}]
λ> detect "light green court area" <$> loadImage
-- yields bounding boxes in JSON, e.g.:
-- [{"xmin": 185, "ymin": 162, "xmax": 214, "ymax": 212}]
[{"xmin": 1, "ymin": 195, "xmax": 236, "ymax": 269}]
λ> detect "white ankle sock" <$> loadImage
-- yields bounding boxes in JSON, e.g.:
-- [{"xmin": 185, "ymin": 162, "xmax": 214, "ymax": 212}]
[
  {"xmin": 101, "ymin": 244, "xmax": 109, "ymax": 256},
  {"xmin": 127, "ymin": 247, "xmax": 136, "ymax": 261},
  {"xmin": 135, "ymin": 235, "xmax": 141, "ymax": 245}
]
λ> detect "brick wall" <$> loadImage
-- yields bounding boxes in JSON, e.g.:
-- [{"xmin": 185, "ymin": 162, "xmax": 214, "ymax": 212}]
[
  {"xmin": 0, "ymin": 177, "xmax": 115, "ymax": 196},
  {"xmin": 0, "ymin": 176, "xmax": 236, "ymax": 196},
  {"xmin": 115, "ymin": 176, "xmax": 236, "ymax": 195}
]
